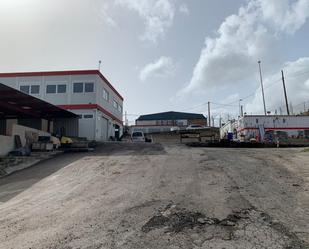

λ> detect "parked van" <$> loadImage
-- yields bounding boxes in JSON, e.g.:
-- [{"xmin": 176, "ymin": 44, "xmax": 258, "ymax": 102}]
[{"xmin": 131, "ymin": 131, "xmax": 146, "ymax": 142}]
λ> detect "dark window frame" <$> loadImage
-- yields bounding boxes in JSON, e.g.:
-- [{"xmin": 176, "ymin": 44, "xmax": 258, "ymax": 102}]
[
  {"xmin": 84, "ymin": 82, "xmax": 94, "ymax": 93},
  {"xmin": 73, "ymin": 82, "xmax": 84, "ymax": 93},
  {"xmin": 30, "ymin": 85, "xmax": 40, "ymax": 94},
  {"xmin": 83, "ymin": 114, "xmax": 94, "ymax": 119},
  {"xmin": 20, "ymin": 85, "xmax": 30, "ymax": 94},
  {"xmin": 57, "ymin": 84, "xmax": 67, "ymax": 93},
  {"xmin": 46, "ymin": 85, "xmax": 57, "ymax": 94}
]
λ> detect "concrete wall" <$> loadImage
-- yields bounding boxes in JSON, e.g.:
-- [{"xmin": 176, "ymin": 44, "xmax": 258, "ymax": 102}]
[
  {"xmin": 96, "ymin": 75, "xmax": 123, "ymax": 123},
  {"xmin": 0, "ymin": 135, "xmax": 15, "ymax": 156},
  {"xmin": 131, "ymin": 126, "xmax": 172, "ymax": 134},
  {"xmin": 12, "ymin": 124, "xmax": 50, "ymax": 147},
  {"xmin": 238, "ymin": 115, "xmax": 309, "ymax": 129}
]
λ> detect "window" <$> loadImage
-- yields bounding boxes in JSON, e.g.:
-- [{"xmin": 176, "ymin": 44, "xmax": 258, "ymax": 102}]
[
  {"xmin": 73, "ymin": 82, "xmax": 83, "ymax": 93},
  {"xmin": 103, "ymin": 88, "xmax": 109, "ymax": 101},
  {"xmin": 20, "ymin": 85, "xmax": 30, "ymax": 94},
  {"xmin": 83, "ymin": 114, "xmax": 94, "ymax": 119},
  {"xmin": 118, "ymin": 104, "xmax": 122, "ymax": 113},
  {"xmin": 85, "ymin": 82, "xmax": 94, "ymax": 92},
  {"xmin": 113, "ymin": 100, "xmax": 118, "ymax": 109},
  {"xmin": 46, "ymin": 85, "xmax": 56, "ymax": 94},
  {"xmin": 57, "ymin": 84, "xmax": 66, "ymax": 93},
  {"xmin": 31, "ymin": 85, "xmax": 40, "ymax": 94}
]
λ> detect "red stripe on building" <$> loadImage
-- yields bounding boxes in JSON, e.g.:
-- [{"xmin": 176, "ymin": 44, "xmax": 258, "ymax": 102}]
[
  {"xmin": 0, "ymin": 70, "xmax": 124, "ymax": 101},
  {"xmin": 58, "ymin": 104, "xmax": 123, "ymax": 125}
]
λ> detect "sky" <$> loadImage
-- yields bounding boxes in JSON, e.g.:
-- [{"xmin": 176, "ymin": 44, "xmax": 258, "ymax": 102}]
[{"xmin": 0, "ymin": 0, "xmax": 309, "ymax": 124}]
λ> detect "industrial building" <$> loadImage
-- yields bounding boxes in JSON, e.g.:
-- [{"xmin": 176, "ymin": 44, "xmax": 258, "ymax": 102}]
[
  {"xmin": 134, "ymin": 111, "xmax": 207, "ymax": 133},
  {"xmin": 221, "ymin": 115, "xmax": 309, "ymax": 144},
  {"xmin": 0, "ymin": 70, "xmax": 124, "ymax": 141}
]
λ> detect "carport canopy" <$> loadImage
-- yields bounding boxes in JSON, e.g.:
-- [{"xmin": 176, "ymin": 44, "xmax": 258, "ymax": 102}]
[{"xmin": 0, "ymin": 83, "xmax": 78, "ymax": 119}]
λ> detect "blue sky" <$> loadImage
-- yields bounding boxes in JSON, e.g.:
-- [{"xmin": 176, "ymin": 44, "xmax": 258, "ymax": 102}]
[{"xmin": 0, "ymin": 0, "xmax": 308, "ymax": 123}]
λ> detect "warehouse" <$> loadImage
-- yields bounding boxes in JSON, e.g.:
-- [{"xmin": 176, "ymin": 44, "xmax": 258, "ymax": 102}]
[
  {"xmin": 0, "ymin": 83, "xmax": 79, "ymax": 156},
  {"xmin": 134, "ymin": 111, "xmax": 207, "ymax": 133},
  {"xmin": 0, "ymin": 70, "xmax": 124, "ymax": 141},
  {"xmin": 222, "ymin": 115, "xmax": 309, "ymax": 144}
]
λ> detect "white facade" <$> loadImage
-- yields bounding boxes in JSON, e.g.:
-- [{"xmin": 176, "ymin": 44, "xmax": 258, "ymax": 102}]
[
  {"xmin": 236, "ymin": 115, "xmax": 309, "ymax": 143},
  {"xmin": 0, "ymin": 70, "xmax": 123, "ymax": 141}
]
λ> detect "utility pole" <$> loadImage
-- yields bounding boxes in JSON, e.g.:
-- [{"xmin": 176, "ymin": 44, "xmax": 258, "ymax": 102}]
[
  {"xmin": 98, "ymin": 60, "xmax": 102, "ymax": 71},
  {"xmin": 240, "ymin": 105, "xmax": 244, "ymax": 117},
  {"xmin": 281, "ymin": 70, "xmax": 290, "ymax": 115},
  {"xmin": 258, "ymin": 61, "xmax": 267, "ymax": 115},
  {"xmin": 239, "ymin": 99, "xmax": 242, "ymax": 117},
  {"xmin": 125, "ymin": 111, "xmax": 128, "ymax": 126},
  {"xmin": 290, "ymin": 101, "xmax": 293, "ymax": 115},
  {"xmin": 219, "ymin": 115, "xmax": 222, "ymax": 128},
  {"xmin": 208, "ymin": 102, "xmax": 211, "ymax": 127}
]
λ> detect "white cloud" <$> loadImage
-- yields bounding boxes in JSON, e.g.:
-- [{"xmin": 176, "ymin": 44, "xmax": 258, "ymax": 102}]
[
  {"xmin": 98, "ymin": 2, "xmax": 118, "ymax": 27},
  {"xmin": 183, "ymin": 0, "xmax": 309, "ymax": 93},
  {"xmin": 246, "ymin": 57, "xmax": 309, "ymax": 114},
  {"xmin": 115, "ymin": 0, "xmax": 176, "ymax": 43},
  {"xmin": 179, "ymin": 4, "xmax": 189, "ymax": 15},
  {"xmin": 139, "ymin": 56, "xmax": 175, "ymax": 81}
]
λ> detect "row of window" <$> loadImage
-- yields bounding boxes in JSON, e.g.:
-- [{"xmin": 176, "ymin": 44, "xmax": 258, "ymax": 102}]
[
  {"xmin": 113, "ymin": 99, "xmax": 122, "ymax": 113},
  {"xmin": 73, "ymin": 82, "xmax": 94, "ymax": 93},
  {"xmin": 103, "ymin": 88, "xmax": 122, "ymax": 112},
  {"xmin": 19, "ymin": 82, "xmax": 95, "ymax": 94},
  {"xmin": 19, "ymin": 83, "xmax": 122, "ymax": 113}
]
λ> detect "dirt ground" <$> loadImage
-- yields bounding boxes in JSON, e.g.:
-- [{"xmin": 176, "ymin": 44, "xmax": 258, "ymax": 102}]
[{"xmin": 0, "ymin": 143, "xmax": 309, "ymax": 249}]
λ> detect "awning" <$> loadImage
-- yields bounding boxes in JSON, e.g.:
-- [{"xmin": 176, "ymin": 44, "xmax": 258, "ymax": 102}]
[{"xmin": 0, "ymin": 83, "xmax": 78, "ymax": 119}]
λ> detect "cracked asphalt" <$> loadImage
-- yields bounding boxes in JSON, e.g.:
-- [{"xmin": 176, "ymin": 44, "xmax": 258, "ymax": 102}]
[{"xmin": 0, "ymin": 143, "xmax": 309, "ymax": 249}]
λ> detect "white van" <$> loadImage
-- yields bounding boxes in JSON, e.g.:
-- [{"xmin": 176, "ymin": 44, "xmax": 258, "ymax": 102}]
[{"xmin": 131, "ymin": 131, "xmax": 146, "ymax": 142}]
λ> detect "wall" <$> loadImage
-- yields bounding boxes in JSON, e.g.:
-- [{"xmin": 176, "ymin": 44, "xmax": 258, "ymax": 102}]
[
  {"xmin": 131, "ymin": 126, "xmax": 172, "ymax": 134},
  {"xmin": 53, "ymin": 118, "xmax": 79, "ymax": 137},
  {"xmin": 188, "ymin": 119, "xmax": 207, "ymax": 126},
  {"xmin": 239, "ymin": 115, "xmax": 309, "ymax": 129},
  {"xmin": 237, "ymin": 116, "xmax": 309, "ymax": 143},
  {"xmin": 136, "ymin": 120, "xmax": 157, "ymax": 126},
  {"xmin": 11, "ymin": 124, "xmax": 50, "ymax": 146},
  {"xmin": 0, "ymin": 135, "xmax": 14, "ymax": 156},
  {"xmin": 6, "ymin": 119, "xmax": 17, "ymax": 136},
  {"xmin": 95, "ymin": 75, "xmax": 123, "ymax": 124},
  {"xmin": 0, "ymin": 119, "xmax": 6, "ymax": 135}
]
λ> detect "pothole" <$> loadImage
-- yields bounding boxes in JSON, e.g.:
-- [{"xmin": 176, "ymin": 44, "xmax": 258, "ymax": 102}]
[
  {"xmin": 141, "ymin": 203, "xmax": 309, "ymax": 249},
  {"xmin": 142, "ymin": 203, "xmax": 248, "ymax": 233}
]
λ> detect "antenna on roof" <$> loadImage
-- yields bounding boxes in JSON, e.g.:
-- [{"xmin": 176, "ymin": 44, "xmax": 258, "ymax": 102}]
[{"xmin": 98, "ymin": 60, "xmax": 102, "ymax": 71}]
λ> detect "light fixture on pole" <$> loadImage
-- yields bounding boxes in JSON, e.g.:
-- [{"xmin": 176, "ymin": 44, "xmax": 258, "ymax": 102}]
[
  {"xmin": 258, "ymin": 61, "xmax": 267, "ymax": 115},
  {"xmin": 98, "ymin": 60, "xmax": 102, "ymax": 71},
  {"xmin": 239, "ymin": 99, "xmax": 243, "ymax": 117}
]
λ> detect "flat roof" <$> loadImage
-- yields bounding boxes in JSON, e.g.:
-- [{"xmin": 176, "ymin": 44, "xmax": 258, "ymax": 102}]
[
  {"xmin": 0, "ymin": 83, "xmax": 78, "ymax": 119},
  {"xmin": 0, "ymin": 69, "xmax": 124, "ymax": 101}
]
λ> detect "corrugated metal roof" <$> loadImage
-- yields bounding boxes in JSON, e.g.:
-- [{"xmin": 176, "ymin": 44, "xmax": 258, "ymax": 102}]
[{"xmin": 137, "ymin": 111, "xmax": 206, "ymax": 121}]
